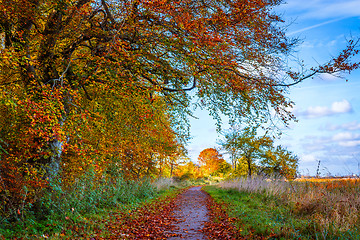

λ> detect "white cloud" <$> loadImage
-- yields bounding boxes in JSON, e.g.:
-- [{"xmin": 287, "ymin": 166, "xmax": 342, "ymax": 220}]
[
  {"xmin": 332, "ymin": 132, "xmax": 360, "ymax": 147},
  {"xmin": 302, "ymin": 142, "xmax": 326, "ymax": 152},
  {"xmin": 325, "ymin": 121, "xmax": 360, "ymax": 131},
  {"xmin": 301, "ymin": 154, "xmax": 318, "ymax": 163},
  {"xmin": 343, "ymin": 121, "xmax": 360, "ymax": 131},
  {"xmin": 295, "ymin": 132, "xmax": 360, "ymax": 175},
  {"xmin": 306, "ymin": 106, "xmax": 331, "ymax": 118},
  {"xmin": 319, "ymin": 73, "xmax": 342, "ymax": 82},
  {"xmin": 332, "ymin": 132, "xmax": 356, "ymax": 141},
  {"xmin": 296, "ymin": 100, "xmax": 353, "ymax": 118},
  {"xmin": 339, "ymin": 140, "xmax": 360, "ymax": 147},
  {"xmin": 300, "ymin": 134, "xmax": 338, "ymax": 153},
  {"xmin": 331, "ymin": 100, "xmax": 352, "ymax": 113}
]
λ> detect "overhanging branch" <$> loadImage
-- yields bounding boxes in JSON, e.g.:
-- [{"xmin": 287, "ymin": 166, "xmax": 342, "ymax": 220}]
[{"xmin": 142, "ymin": 69, "xmax": 206, "ymax": 92}]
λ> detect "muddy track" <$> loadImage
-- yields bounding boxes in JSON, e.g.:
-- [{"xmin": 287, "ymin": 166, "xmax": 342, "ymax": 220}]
[{"xmin": 167, "ymin": 186, "xmax": 209, "ymax": 240}]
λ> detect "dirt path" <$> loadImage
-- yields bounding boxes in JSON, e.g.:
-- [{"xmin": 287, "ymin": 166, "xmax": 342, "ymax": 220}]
[
  {"xmin": 100, "ymin": 186, "xmax": 238, "ymax": 239},
  {"xmin": 167, "ymin": 186, "xmax": 209, "ymax": 240}
]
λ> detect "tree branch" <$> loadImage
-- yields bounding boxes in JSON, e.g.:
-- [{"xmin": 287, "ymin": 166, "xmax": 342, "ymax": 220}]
[{"xmin": 101, "ymin": 0, "xmax": 116, "ymax": 24}]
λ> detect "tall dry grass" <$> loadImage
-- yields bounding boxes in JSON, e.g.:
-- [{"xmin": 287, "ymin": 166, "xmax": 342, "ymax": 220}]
[
  {"xmin": 151, "ymin": 177, "xmax": 177, "ymax": 191},
  {"xmin": 219, "ymin": 177, "xmax": 360, "ymax": 233}
]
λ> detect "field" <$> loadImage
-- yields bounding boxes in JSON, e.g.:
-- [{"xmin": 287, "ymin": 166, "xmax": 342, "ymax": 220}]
[{"xmin": 204, "ymin": 177, "xmax": 360, "ymax": 239}]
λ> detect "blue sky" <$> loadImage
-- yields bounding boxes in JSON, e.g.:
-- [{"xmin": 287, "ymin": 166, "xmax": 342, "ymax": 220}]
[{"xmin": 187, "ymin": 0, "xmax": 360, "ymax": 176}]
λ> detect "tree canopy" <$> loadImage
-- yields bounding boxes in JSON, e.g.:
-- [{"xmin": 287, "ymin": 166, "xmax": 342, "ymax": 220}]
[
  {"xmin": 219, "ymin": 126, "xmax": 298, "ymax": 178},
  {"xmin": 198, "ymin": 147, "xmax": 230, "ymax": 177},
  {"xmin": 261, "ymin": 145, "xmax": 298, "ymax": 179}
]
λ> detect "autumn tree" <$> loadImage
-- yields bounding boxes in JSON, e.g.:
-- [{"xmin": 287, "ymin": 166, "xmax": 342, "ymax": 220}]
[
  {"xmin": 0, "ymin": 0, "xmax": 359, "ymax": 208},
  {"xmin": 198, "ymin": 148, "xmax": 229, "ymax": 177},
  {"xmin": 219, "ymin": 127, "xmax": 273, "ymax": 176},
  {"xmin": 174, "ymin": 161, "xmax": 202, "ymax": 180},
  {"xmin": 260, "ymin": 145, "xmax": 298, "ymax": 179},
  {"xmin": 151, "ymin": 143, "xmax": 188, "ymax": 178},
  {"xmin": 220, "ymin": 126, "xmax": 298, "ymax": 178}
]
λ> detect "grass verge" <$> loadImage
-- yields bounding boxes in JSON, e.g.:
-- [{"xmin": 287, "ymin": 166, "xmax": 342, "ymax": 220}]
[{"xmin": 203, "ymin": 185, "xmax": 359, "ymax": 240}]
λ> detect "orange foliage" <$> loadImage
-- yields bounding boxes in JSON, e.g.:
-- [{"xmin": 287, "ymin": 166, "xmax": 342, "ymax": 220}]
[
  {"xmin": 174, "ymin": 162, "xmax": 203, "ymax": 180},
  {"xmin": 198, "ymin": 148, "xmax": 228, "ymax": 177}
]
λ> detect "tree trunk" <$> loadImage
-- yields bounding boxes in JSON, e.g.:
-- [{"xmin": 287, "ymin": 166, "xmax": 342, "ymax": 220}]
[
  {"xmin": 246, "ymin": 157, "xmax": 252, "ymax": 177},
  {"xmin": 231, "ymin": 154, "xmax": 237, "ymax": 171},
  {"xmin": 170, "ymin": 162, "xmax": 173, "ymax": 178},
  {"xmin": 46, "ymin": 139, "xmax": 63, "ymax": 179},
  {"xmin": 45, "ymin": 116, "xmax": 67, "ymax": 180}
]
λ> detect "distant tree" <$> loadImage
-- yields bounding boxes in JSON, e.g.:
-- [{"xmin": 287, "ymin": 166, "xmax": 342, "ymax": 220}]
[
  {"xmin": 198, "ymin": 148, "xmax": 229, "ymax": 177},
  {"xmin": 158, "ymin": 145, "xmax": 188, "ymax": 178},
  {"xmin": 220, "ymin": 126, "xmax": 299, "ymax": 178},
  {"xmin": 220, "ymin": 127, "xmax": 273, "ymax": 176},
  {"xmin": 214, "ymin": 160, "xmax": 232, "ymax": 178},
  {"xmin": 260, "ymin": 146, "xmax": 299, "ymax": 179},
  {"xmin": 174, "ymin": 161, "xmax": 202, "ymax": 180}
]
